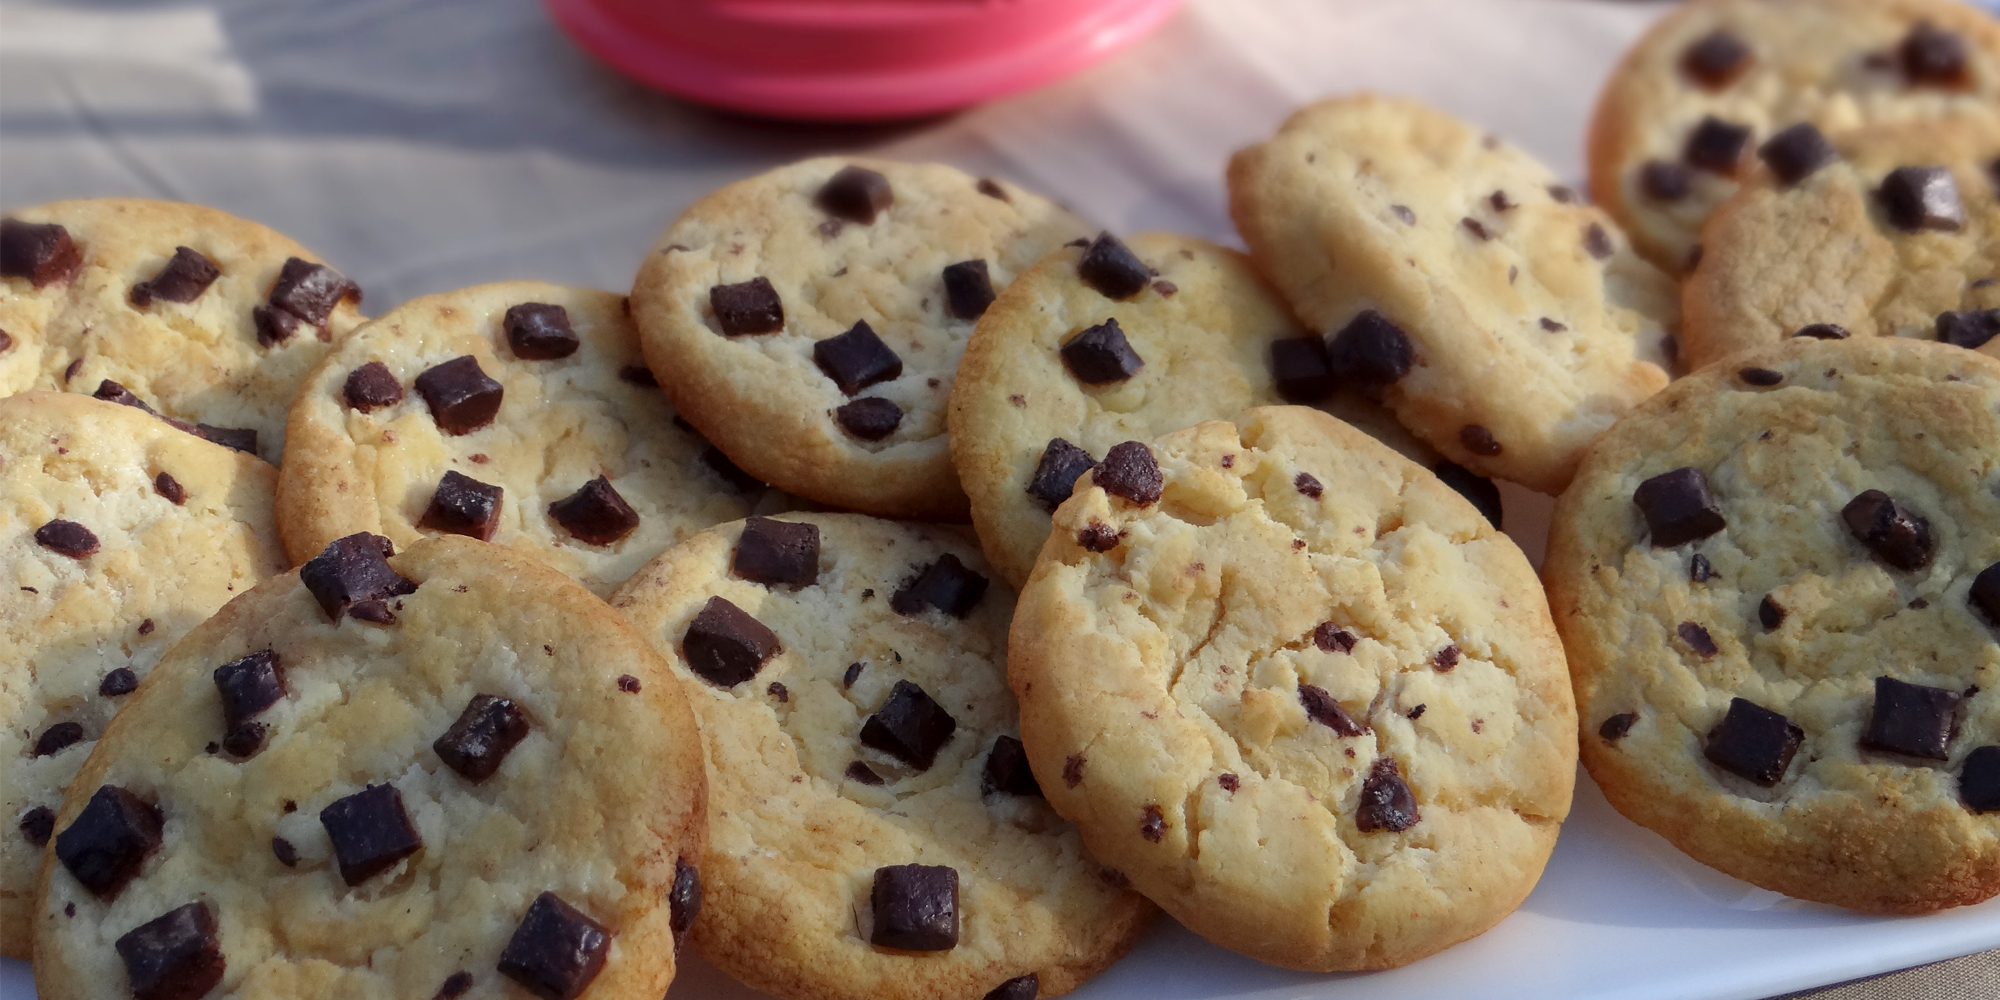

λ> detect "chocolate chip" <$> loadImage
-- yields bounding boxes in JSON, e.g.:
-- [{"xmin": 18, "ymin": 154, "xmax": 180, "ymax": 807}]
[
  {"xmin": 1634, "ymin": 467, "xmax": 1726, "ymax": 547},
  {"xmin": 1972, "ymin": 562, "xmax": 2000, "ymax": 625},
  {"xmin": 1139, "ymin": 805, "xmax": 1166, "ymax": 843},
  {"xmin": 1704, "ymin": 698, "xmax": 1803, "ymax": 786},
  {"xmin": 1435, "ymin": 645, "xmax": 1462, "ymax": 671},
  {"xmin": 871, "ymin": 864, "xmax": 959, "ymax": 951},
  {"xmin": 549, "ymin": 476, "xmax": 640, "ymax": 545},
  {"xmin": 1027, "ymin": 438, "xmax": 1096, "ymax": 511},
  {"xmin": 1093, "ymin": 441, "xmax": 1162, "ymax": 506},
  {"xmin": 1490, "ymin": 190, "xmax": 1517, "ymax": 212},
  {"xmin": 618, "ymin": 365, "xmax": 657, "ymax": 387},
  {"xmin": 93, "ymin": 379, "xmax": 153, "ymax": 414},
  {"xmin": 100, "ymin": 667, "xmax": 138, "ymax": 697},
  {"xmin": 670, "ymin": 859, "xmax": 701, "ymax": 946},
  {"xmin": 1549, "ymin": 185, "xmax": 1578, "ymax": 203},
  {"xmin": 1077, "ymin": 232, "xmax": 1150, "ymax": 300},
  {"xmin": 0, "ymin": 219, "xmax": 82, "ymax": 287},
  {"xmin": 816, "ymin": 165, "xmax": 894, "ymax": 224},
  {"xmin": 710, "ymin": 277, "xmax": 785, "ymax": 336},
  {"xmin": 1758, "ymin": 595, "xmax": 1785, "ymax": 630},
  {"xmin": 253, "ymin": 306, "xmax": 301, "ymax": 347},
  {"xmin": 115, "ymin": 901, "xmax": 224, "ymax": 1000},
  {"xmin": 617, "ymin": 674, "xmax": 640, "ymax": 693},
  {"xmin": 1757, "ymin": 123, "xmax": 1838, "ymax": 185},
  {"xmin": 1327, "ymin": 310, "xmax": 1414, "ymax": 386},
  {"xmin": 33, "ymin": 721, "xmax": 83, "ymax": 757},
  {"xmin": 62, "ymin": 357, "xmax": 83, "ymax": 382},
  {"xmin": 434, "ymin": 694, "xmax": 531, "ymax": 783},
  {"xmin": 300, "ymin": 533, "xmax": 418, "ymax": 624},
  {"xmin": 733, "ymin": 517, "xmax": 820, "ymax": 588},
  {"xmin": 1217, "ymin": 773, "xmax": 1240, "ymax": 792},
  {"xmin": 1901, "ymin": 22, "xmax": 1969, "ymax": 86},
  {"xmin": 843, "ymin": 662, "xmax": 865, "ymax": 688},
  {"xmin": 420, "ymin": 471, "xmax": 504, "ymax": 541},
  {"xmin": 415, "ymin": 356, "xmax": 504, "ymax": 435},
  {"xmin": 1640, "ymin": 161, "xmax": 1693, "ymax": 202},
  {"xmin": 976, "ymin": 178, "xmax": 1010, "ymax": 201},
  {"xmin": 1878, "ymin": 167, "xmax": 1965, "ymax": 232},
  {"xmin": 1739, "ymin": 367, "xmax": 1783, "ymax": 387},
  {"xmin": 860, "ymin": 680, "xmax": 958, "ymax": 771},
  {"xmin": 1684, "ymin": 116, "xmax": 1751, "ymax": 174},
  {"xmin": 1677, "ymin": 621, "xmax": 1719, "ymax": 658},
  {"xmin": 499, "ymin": 891, "xmax": 612, "ymax": 1000},
  {"xmin": 436, "ymin": 972, "xmax": 474, "ymax": 999},
  {"xmin": 55, "ymin": 784, "xmax": 162, "ymax": 898},
  {"xmin": 35, "ymin": 519, "xmax": 99, "ymax": 559},
  {"xmin": 701, "ymin": 446, "xmax": 766, "ymax": 493},
  {"xmin": 1458, "ymin": 424, "xmax": 1502, "ymax": 457},
  {"xmin": 1391, "ymin": 204, "xmax": 1416, "ymax": 224},
  {"xmin": 984, "ymin": 974, "xmax": 1039, "ymax": 1000},
  {"xmin": 1355, "ymin": 758, "xmax": 1419, "ymax": 832},
  {"xmin": 1063, "ymin": 755, "xmax": 1085, "ymax": 787},
  {"xmin": 130, "ymin": 247, "xmax": 219, "ymax": 308},
  {"xmin": 846, "ymin": 761, "xmax": 885, "ymax": 785},
  {"xmin": 1313, "ymin": 623, "xmax": 1357, "ymax": 653},
  {"xmin": 1939, "ymin": 310, "xmax": 2000, "ymax": 350},
  {"xmin": 19, "ymin": 806, "xmax": 54, "ymax": 848},
  {"xmin": 891, "ymin": 554, "xmax": 991, "ymax": 618},
  {"xmin": 1842, "ymin": 489, "xmax": 1935, "ymax": 571},
  {"xmin": 1432, "ymin": 461, "xmax": 1503, "ymax": 528},
  {"xmin": 1681, "ymin": 29, "xmax": 1752, "ymax": 88},
  {"xmin": 504, "ymin": 302, "xmax": 580, "ymax": 360},
  {"xmin": 1863, "ymin": 676, "xmax": 1960, "ymax": 760},
  {"xmin": 1600, "ymin": 712, "xmax": 1638, "ymax": 742},
  {"xmin": 1060, "ymin": 318, "xmax": 1144, "ymax": 384},
  {"xmin": 1270, "ymin": 336, "xmax": 1335, "ymax": 402},
  {"xmin": 268, "ymin": 258, "xmax": 359, "ymax": 326},
  {"xmin": 1299, "ymin": 684, "xmax": 1367, "ymax": 736},
  {"xmin": 1152, "ymin": 280, "xmax": 1178, "ymax": 297},
  {"xmin": 943, "ymin": 259, "xmax": 997, "ymax": 320},
  {"xmin": 682, "ymin": 596, "xmax": 782, "ymax": 687},
  {"xmin": 263, "ymin": 835, "xmax": 297, "ymax": 869},
  {"xmin": 147, "ymin": 469, "xmax": 187, "ymax": 506},
  {"xmin": 1077, "ymin": 521, "xmax": 1121, "ymax": 552},
  {"xmin": 813, "ymin": 320, "xmax": 903, "ymax": 396},
  {"xmin": 1461, "ymin": 217, "xmax": 1493, "ymax": 241},
  {"xmin": 1793, "ymin": 323, "xmax": 1850, "ymax": 340},
  {"xmin": 835, "ymin": 397, "xmax": 902, "ymax": 440},
  {"xmin": 982, "ymin": 735, "xmax": 1042, "ymax": 797},
  {"xmin": 1294, "ymin": 472, "xmax": 1324, "ymax": 499},
  {"xmin": 320, "ymin": 783, "xmax": 422, "ymax": 885},
  {"xmin": 193, "ymin": 423, "xmax": 257, "ymax": 455},
  {"xmin": 1963, "ymin": 746, "xmax": 2000, "ymax": 812},
  {"xmin": 1584, "ymin": 223, "xmax": 1616, "ymax": 261},
  {"xmin": 343, "ymin": 361, "xmax": 404, "ymax": 412}
]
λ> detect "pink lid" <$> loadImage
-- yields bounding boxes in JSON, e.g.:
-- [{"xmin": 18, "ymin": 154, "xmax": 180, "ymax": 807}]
[{"xmin": 544, "ymin": 0, "xmax": 1185, "ymax": 121}]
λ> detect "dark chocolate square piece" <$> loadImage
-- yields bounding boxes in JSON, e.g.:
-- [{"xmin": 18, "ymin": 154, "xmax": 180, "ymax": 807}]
[
  {"xmin": 1640, "ymin": 160, "xmax": 1693, "ymax": 202},
  {"xmin": 1076, "ymin": 232, "xmax": 1151, "ymax": 300},
  {"xmin": 319, "ymin": 782, "xmax": 423, "ymax": 886},
  {"xmin": 268, "ymin": 258, "xmax": 359, "ymax": 326},
  {"xmin": 434, "ymin": 694, "xmax": 532, "ymax": 783},
  {"xmin": 732, "ymin": 516, "xmax": 820, "ymax": 588},
  {"xmin": 299, "ymin": 533, "xmax": 419, "ymax": 624},
  {"xmin": 1878, "ymin": 166, "xmax": 1965, "ymax": 232},
  {"xmin": 1901, "ymin": 22, "xmax": 1969, "ymax": 86},
  {"xmin": 981, "ymin": 735, "xmax": 1042, "ymax": 798},
  {"xmin": 33, "ymin": 721, "xmax": 84, "ymax": 757},
  {"xmin": 498, "ymin": 891, "xmax": 612, "ymax": 1000},
  {"xmin": 1973, "ymin": 562, "xmax": 2000, "ymax": 625},
  {"xmin": 942, "ymin": 259, "xmax": 997, "ymax": 320},
  {"xmin": 1681, "ymin": 29, "xmax": 1752, "ymax": 88},
  {"xmin": 860, "ymin": 680, "xmax": 959, "ymax": 771},
  {"xmin": 710, "ymin": 277, "xmax": 785, "ymax": 335},
  {"xmin": 1683, "ymin": 116, "xmax": 1751, "ymax": 174},
  {"xmin": 1060, "ymin": 318, "xmax": 1144, "ymax": 385},
  {"xmin": 1938, "ymin": 309, "xmax": 2000, "ymax": 350},
  {"xmin": 1270, "ymin": 336, "xmax": 1335, "ymax": 402},
  {"xmin": 1863, "ymin": 676, "xmax": 1959, "ymax": 760},
  {"xmin": 1757, "ymin": 123, "xmax": 1838, "ymax": 185},
  {"xmin": 816, "ymin": 165, "xmax": 894, "ymax": 225},
  {"xmin": 1704, "ymin": 697, "xmax": 1803, "ymax": 786},
  {"xmin": 1355, "ymin": 757, "xmax": 1420, "ymax": 832},
  {"xmin": 835, "ymin": 397, "xmax": 902, "ymax": 440},
  {"xmin": 1026, "ymin": 438, "xmax": 1096, "ymax": 511},
  {"xmin": 1842, "ymin": 489, "xmax": 1935, "ymax": 571},
  {"xmin": 504, "ymin": 302, "xmax": 580, "ymax": 360},
  {"xmin": 415, "ymin": 355, "xmax": 504, "ymax": 436},
  {"xmin": 115, "ymin": 901, "xmax": 225, "ymax": 1000},
  {"xmin": 549, "ymin": 476, "xmax": 640, "ymax": 546},
  {"xmin": 0, "ymin": 219, "xmax": 82, "ymax": 287},
  {"xmin": 54, "ymin": 784, "xmax": 162, "ymax": 898},
  {"xmin": 1299, "ymin": 684, "xmax": 1367, "ymax": 737},
  {"xmin": 682, "ymin": 596, "xmax": 782, "ymax": 688},
  {"xmin": 1327, "ymin": 310, "xmax": 1414, "ymax": 386},
  {"xmin": 669, "ymin": 859, "xmax": 701, "ymax": 946},
  {"xmin": 420, "ymin": 470, "xmax": 504, "ymax": 541},
  {"xmin": 871, "ymin": 864, "xmax": 959, "ymax": 951},
  {"xmin": 94, "ymin": 379, "xmax": 156, "ymax": 413},
  {"xmin": 130, "ymin": 247, "xmax": 220, "ymax": 308},
  {"xmin": 253, "ymin": 305, "xmax": 301, "ymax": 347},
  {"xmin": 985, "ymin": 974, "xmax": 1040, "ymax": 1000},
  {"xmin": 1094, "ymin": 441, "xmax": 1162, "ymax": 506},
  {"xmin": 890, "ymin": 554, "xmax": 991, "ymax": 618},
  {"xmin": 1432, "ymin": 461, "xmax": 1503, "ymax": 528},
  {"xmin": 812, "ymin": 320, "xmax": 903, "ymax": 396},
  {"xmin": 1633, "ymin": 466, "xmax": 1726, "ymax": 547},
  {"xmin": 213, "ymin": 650, "xmax": 283, "ymax": 728},
  {"xmin": 1962, "ymin": 746, "xmax": 2000, "ymax": 812},
  {"xmin": 35, "ymin": 519, "xmax": 99, "ymax": 559},
  {"xmin": 344, "ymin": 361, "xmax": 404, "ymax": 412}
]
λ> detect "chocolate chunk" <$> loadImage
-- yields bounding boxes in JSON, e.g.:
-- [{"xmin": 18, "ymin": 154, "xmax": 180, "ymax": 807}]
[
  {"xmin": 1939, "ymin": 310, "xmax": 2000, "ymax": 350},
  {"xmin": 943, "ymin": 259, "xmax": 997, "ymax": 320},
  {"xmin": 835, "ymin": 397, "xmax": 902, "ymax": 440},
  {"xmin": 419, "ymin": 471, "xmax": 504, "ymax": 541},
  {"xmin": 115, "ymin": 901, "xmax": 224, "ymax": 1000},
  {"xmin": 982, "ymin": 735, "xmax": 1042, "ymax": 798},
  {"xmin": 1270, "ymin": 336, "xmax": 1335, "ymax": 401},
  {"xmin": 701, "ymin": 446, "xmax": 766, "ymax": 493},
  {"xmin": 268, "ymin": 258, "xmax": 359, "ymax": 326},
  {"xmin": 618, "ymin": 364, "xmax": 657, "ymax": 387},
  {"xmin": 1077, "ymin": 232, "xmax": 1150, "ymax": 300},
  {"xmin": 0, "ymin": 219, "xmax": 82, "ymax": 287},
  {"xmin": 1963, "ymin": 746, "xmax": 2000, "ymax": 812},
  {"xmin": 1758, "ymin": 595, "xmax": 1785, "ymax": 631},
  {"xmin": 846, "ymin": 761, "xmax": 885, "ymax": 785},
  {"xmin": 1600, "ymin": 712, "xmax": 1638, "ymax": 742},
  {"xmin": 1217, "ymin": 773, "xmax": 1240, "ymax": 792},
  {"xmin": 154, "ymin": 472, "xmax": 187, "ymax": 506},
  {"xmin": 710, "ymin": 277, "xmax": 785, "ymax": 336},
  {"xmin": 1139, "ymin": 804, "xmax": 1166, "ymax": 842},
  {"xmin": 1094, "ymin": 441, "xmax": 1162, "ymax": 506},
  {"xmin": 1863, "ymin": 676, "xmax": 1959, "ymax": 760},
  {"xmin": 1490, "ymin": 190, "xmax": 1517, "ymax": 212},
  {"xmin": 549, "ymin": 476, "xmax": 640, "ymax": 545},
  {"xmin": 299, "ymin": 533, "xmax": 418, "ymax": 624},
  {"xmin": 504, "ymin": 302, "xmax": 580, "ymax": 360},
  {"xmin": 682, "ymin": 596, "xmax": 782, "ymax": 687},
  {"xmin": 1584, "ymin": 223, "xmax": 1616, "ymax": 261},
  {"xmin": 1757, "ymin": 123, "xmax": 1837, "ymax": 185},
  {"xmin": 1972, "ymin": 562, "xmax": 2000, "ymax": 625},
  {"xmin": 1026, "ymin": 438, "xmax": 1097, "ymax": 511},
  {"xmin": 1549, "ymin": 185, "xmax": 1578, "ymax": 203},
  {"xmin": 1435, "ymin": 645, "xmax": 1462, "ymax": 671},
  {"xmin": 1690, "ymin": 554, "xmax": 1714, "ymax": 582},
  {"xmin": 871, "ymin": 864, "xmax": 959, "ymax": 951},
  {"xmin": 129, "ymin": 246, "xmax": 220, "ymax": 308},
  {"xmin": 499, "ymin": 892, "xmax": 612, "ymax": 1000},
  {"xmin": 1793, "ymin": 323, "xmax": 1850, "ymax": 340},
  {"xmin": 436, "ymin": 972, "xmax": 474, "ymax": 999},
  {"xmin": 1878, "ymin": 166, "xmax": 1965, "ymax": 232},
  {"xmin": 193, "ymin": 424, "xmax": 257, "ymax": 454},
  {"xmin": 320, "ymin": 783, "xmax": 422, "ymax": 885},
  {"xmin": 343, "ymin": 361, "xmax": 404, "ymax": 412},
  {"xmin": 1077, "ymin": 521, "xmax": 1121, "ymax": 552},
  {"xmin": 1681, "ymin": 29, "xmax": 1752, "ymax": 88},
  {"xmin": 617, "ymin": 675, "xmax": 641, "ymax": 693},
  {"xmin": 669, "ymin": 859, "xmax": 701, "ymax": 946},
  {"xmin": 1327, "ymin": 310, "xmax": 1414, "ymax": 386},
  {"xmin": 733, "ymin": 516, "xmax": 820, "ymax": 588},
  {"xmin": 415, "ymin": 356, "xmax": 504, "ymax": 435},
  {"xmin": 976, "ymin": 178, "xmax": 1010, "ymax": 201},
  {"xmin": 1902, "ymin": 22, "xmax": 1969, "ymax": 86},
  {"xmin": 1432, "ymin": 461, "xmax": 1503, "ymax": 528},
  {"xmin": 813, "ymin": 320, "xmax": 903, "ymax": 395},
  {"xmin": 1842, "ymin": 489, "xmax": 1935, "ymax": 571},
  {"xmin": 771, "ymin": 681, "xmax": 792, "ymax": 700},
  {"xmin": 35, "ymin": 519, "xmax": 99, "ymax": 559},
  {"xmin": 93, "ymin": 379, "xmax": 155, "ymax": 413},
  {"xmin": 1684, "ymin": 116, "xmax": 1751, "ymax": 174},
  {"xmin": 1640, "ymin": 160, "xmax": 1693, "ymax": 202},
  {"xmin": 33, "ymin": 721, "xmax": 83, "ymax": 757},
  {"xmin": 843, "ymin": 662, "xmax": 865, "ymax": 687},
  {"xmin": 1299, "ymin": 684, "xmax": 1367, "ymax": 737},
  {"xmin": 1739, "ymin": 366, "xmax": 1783, "ymax": 386},
  {"xmin": 1355, "ymin": 758, "xmax": 1419, "ymax": 832},
  {"xmin": 19, "ymin": 806, "xmax": 54, "ymax": 848},
  {"xmin": 1295, "ymin": 472, "xmax": 1324, "ymax": 499},
  {"xmin": 253, "ymin": 305, "xmax": 301, "ymax": 347},
  {"xmin": 1459, "ymin": 424, "xmax": 1501, "ymax": 456},
  {"xmin": 434, "ymin": 695, "xmax": 531, "ymax": 783},
  {"xmin": 985, "ymin": 974, "xmax": 1039, "ymax": 1000},
  {"xmin": 1313, "ymin": 623, "xmax": 1357, "ymax": 654},
  {"xmin": 1461, "ymin": 217, "xmax": 1492, "ymax": 241},
  {"xmin": 1060, "ymin": 318, "xmax": 1144, "ymax": 385},
  {"xmin": 100, "ymin": 667, "xmax": 139, "ymax": 697},
  {"xmin": 1633, "ymin": 467, "xmax": 1726, "ymax": 547},
  {"xmin": 860, "ymin": 680, "xmax": 958, "ymax": 770},
  {"xmin": 55, "ymin": 784, "xmax": 162, "ymax": 898},
  {"xmin": 891, "ymin": 554, "xmax": 990, "ymax": 618},
  {"xmin": 1678, "ymin": 621, "xmax": 1718, "ymax": 658},
  {"xmin": 1704, "ymin": 698, "xmax": 1803, "ymax": 786},
  {"xmin": 219, "ymin": 719, "xmax": 268, "ymax": 758},
  {"xmin": 272, "ymin": 836, "xmax": 298, "ymax": 867},
  {"xmin": 1391, "ymin": 204, "xmax": 1416, "ymax": 224},
  {"xmin": 1063, "ymin": 755, "xmax": 1085, "ymax": 787},
  {"xmin": 816, "ymin": 165, "xmax": 894, "ymax": 224}
]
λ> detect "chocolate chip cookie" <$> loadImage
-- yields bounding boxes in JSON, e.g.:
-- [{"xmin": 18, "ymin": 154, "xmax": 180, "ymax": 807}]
[
  {"xmin": 627, "ymin": 158, "xmax": 1090, "ymax": 521},
  {"xmin": 1008, "ymin": 406, "xmax": 1576, "ymax": 971},
  {"xmin": 609, "ymin": 514, "xmax": 1152, "ymax": 1000},
  {"xmin": 32, "ymin": 534, "xmax": 707, "ymax": 999},
  {"xmin": 0, "ymin": 199, "xmax": 368, "ymax": 463},
  {"xmin": 1229, "ymin": 95, "xmax": 1678, "ymax": 494},
  {"xmin": 1545, "ymin": 336, "xmax": 2000, "ymax": 913},
  {"xmin": 1589, "ymin": 0, "xmax": 2000, "ymax": 275}
]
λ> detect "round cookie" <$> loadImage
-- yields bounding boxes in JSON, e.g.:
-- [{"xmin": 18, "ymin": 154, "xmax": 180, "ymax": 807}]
[
  {"xmin": 32, "ymin": 534, "xmax": 707, "ymax": 999},
  {"xmin": 628, "ymin": 157, "xmax": 1090, "ymax": 521},
  {"xmin": 1008, "ymin": 406, "xmax": 1577, "ymax": 971},
  {"xmin": 1545, "ymin": 337, "xmax": 2000, "ymax": 913},
  {"xmin": 1588, "ymin": 0, "xmax": 2000, "ymax": 275},
  {"xmin": 1, "ymin": 392, "xmax": 286, "ymax": 959},
  {"xmin": 1228, "ymin": 95, "xmax": 1678, "ymax": 495},
  {"xmin": 951, "ymin": 231, "xmax": 1461, "ymax": 589},
  {"xmin": 1683, "ymin": 116, "xmax": 2000, "ymax": 370},
  {"xmin": 279, "ymin": 281, "xmax": 780, "ymax": 596},
  {"xmin": 608, "ymin": 513, "xmax": 1152, "ymax": 1000},
  {"xmin": 1, "ymin": 199, "xmax": 368, "ymax": 463}
]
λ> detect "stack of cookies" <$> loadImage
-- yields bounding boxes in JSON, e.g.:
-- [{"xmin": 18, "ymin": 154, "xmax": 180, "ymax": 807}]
[{"xmin": 4, "ymin": 0, "xmax": 1998, "ymax": 997}]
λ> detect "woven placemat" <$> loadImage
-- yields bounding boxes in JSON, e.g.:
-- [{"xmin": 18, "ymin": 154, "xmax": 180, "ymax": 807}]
[{"xmin": 1779, "ymin": 950, "xmax": 2000, "ymax": 999}]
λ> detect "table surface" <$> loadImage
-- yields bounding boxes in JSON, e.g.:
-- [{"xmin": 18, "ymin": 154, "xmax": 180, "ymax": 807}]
[{"xmin": 4, "ymin": 1, "xmax": 1999, "ymax": 998}]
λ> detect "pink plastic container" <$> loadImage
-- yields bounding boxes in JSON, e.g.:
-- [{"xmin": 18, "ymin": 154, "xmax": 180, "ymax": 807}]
[{"xmin": 545, "ymin": 0, "xmax": 1185, "ymax": 121}]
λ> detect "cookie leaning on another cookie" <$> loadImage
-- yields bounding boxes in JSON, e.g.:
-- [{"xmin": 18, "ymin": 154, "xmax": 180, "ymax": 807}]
[
  {"xmin": 1545, "ymin": 337, "xmax": 2000, "ymax": 913},
  {"xmin": 629, "ymin": 158, "xmax": 1091, "ymax": 521},
  {"xmin": 1009, "ymin": 406, "xmax": 1577, "ymax": 971}
]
